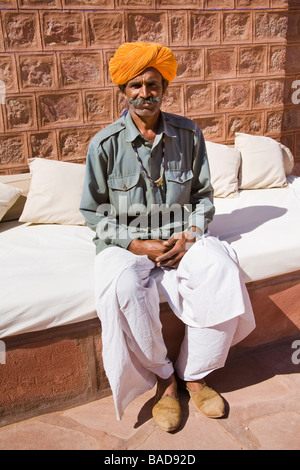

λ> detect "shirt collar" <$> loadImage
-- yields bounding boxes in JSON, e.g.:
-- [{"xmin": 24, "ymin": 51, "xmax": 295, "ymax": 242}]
[{"xmin": 124, "ymin": 111, "xmax": 177, "ymax": 144}]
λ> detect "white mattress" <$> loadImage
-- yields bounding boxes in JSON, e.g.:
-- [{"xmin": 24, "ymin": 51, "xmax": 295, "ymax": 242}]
[
  {"xmin": 0, "ymin": 175, "xmax": 300, "ymax": 338},
  {"xmin": 0, "ymin": 224, "xmax": 97, "ymax": 338},
  {"xmin": 210, "ymin": 175, "xmax": 300, "ymax": 283}
]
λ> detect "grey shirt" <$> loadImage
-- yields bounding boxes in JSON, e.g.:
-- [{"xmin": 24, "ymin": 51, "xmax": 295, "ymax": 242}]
[{"xmin": 80, "ymin": 111, "xmax": 215, "ymax": 254}]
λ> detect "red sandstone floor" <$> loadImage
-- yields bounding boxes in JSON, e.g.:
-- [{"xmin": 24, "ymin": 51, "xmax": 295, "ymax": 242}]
[{"xmin": 0, "ymin": 338, "xmax": 299, "ymax": 451}]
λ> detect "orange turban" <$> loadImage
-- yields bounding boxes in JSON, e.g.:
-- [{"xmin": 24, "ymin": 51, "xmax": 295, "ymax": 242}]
[{"xmin": 109, "ymin": 42, "xmax": 177, "ymax": 85}]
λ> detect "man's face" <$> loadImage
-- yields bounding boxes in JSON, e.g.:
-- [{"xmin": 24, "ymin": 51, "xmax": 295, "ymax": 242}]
[{"xmin": 124, "ymin": 68, "xmax": 167, "ymax": 118}]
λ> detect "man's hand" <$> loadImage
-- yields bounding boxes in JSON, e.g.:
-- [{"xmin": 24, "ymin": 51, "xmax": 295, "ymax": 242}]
[
  {"xmin": 128, "ymin": 228, "xmax": 201, "ymax": 269},
  {"xmin": 155, "ymin": 230, "xmax": 198, "ymax": 269},
  {"xmin": 128, "ymin": 238, "xmax": 171, "ymax": 263}
]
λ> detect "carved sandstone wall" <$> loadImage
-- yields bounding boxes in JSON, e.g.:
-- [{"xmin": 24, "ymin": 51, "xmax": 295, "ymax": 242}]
[{"xmin": 0, "ymin": 0, "xmax": 300, "ymax": 175}]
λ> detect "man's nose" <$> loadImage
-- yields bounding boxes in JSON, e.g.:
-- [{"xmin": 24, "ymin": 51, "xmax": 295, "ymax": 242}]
[{"xmin": 139, "ymin": 84, "xmax": 151, "ymax": 98}]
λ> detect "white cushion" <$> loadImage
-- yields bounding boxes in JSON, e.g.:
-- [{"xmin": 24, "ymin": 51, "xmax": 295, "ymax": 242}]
[
  {"xmin": 0, "ymin": 182, "xmax": 22, "ymax": 221},
  {"xmin": 235, "ymin": 133, "xmax": 287, "ymax": 190},
  {"xmin": 205, "ymin": 141, "xmax": 241, "ymax": 198},
  {"xmin": 280, "ymin": 143, "xmax": 294, "ymax": 176},
  {"xmin": 19, "ymin": 158, "xmax": 86, "ymax": 225}
]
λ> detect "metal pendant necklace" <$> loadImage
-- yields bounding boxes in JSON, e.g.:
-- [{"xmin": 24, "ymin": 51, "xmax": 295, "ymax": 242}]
[{"xmin": 132, "ymin": 136, "xmax": 165, "ymax": 187}]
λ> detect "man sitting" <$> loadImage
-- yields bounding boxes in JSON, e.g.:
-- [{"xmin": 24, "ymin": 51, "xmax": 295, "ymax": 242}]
[{"xmin": 80, "ymin": 41, "xmax": 255, "ymax": 432}]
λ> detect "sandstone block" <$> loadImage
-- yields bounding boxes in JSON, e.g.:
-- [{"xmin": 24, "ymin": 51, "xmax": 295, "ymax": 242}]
[
  {"xmin": 255, "ymin": 12, "xmax": 288, "ymax": 42},
  {"xmin": 286, "ymin": 11, "xmax": 300, "ymax": 42},
  {"xmin": 270, "ymin": 0, "xmax": 289, "ymax": 7},
  {"xmin": 0, "ymin": 107, "xmax": 4, "ymax": 133},
  {"xmin": 239, "ymin": 46, "xmax": 267, "ymax": 76},
  {"xmin": 114, "ymin": 88, "xmax": 128, "ymax": 119},
  {"xmin": 288, "ymin": 0, "xmax": 300, "ymax": 5},
  {"xmin": 193, "ymin": 115, "xmax": 225, "ymax": 141},
  {"xmin": 204, "ymin": 0, "xmax": 234, "ymax": 8},
  {"xmin": 19, "ymin": 0, "xmax": 60, "ymax": 8},
  {"xmin": 227, "ymin": 111, "xmax": 263, "ymax": 139},
  {"xmin": 117, "ymin": 0, "xmax": 154, "ymax": 7},
  {"xmin": 280, "ymin": 133, "xmax": 294, "ymax": 154},
  {"xmin": 282, "ymin": 107, "xmax": 300, "ymax": 132},
  {"xmin": 126, "ymin": 12, "xmax": 168, "ymax": 44},
  {"xmin": 63, "ymin": 0, "xmax": 114, "ymax": 8},
  {"xmin": 2, "ymin": 11, "xmax": 41, "ymax": 51},
  {"xmin": 18, "ymin": 53, "xmax": 58, "ymax": 91},
  {"xmin": 84, "ymin": 89, "xmax": 113, "ymax": 124},
  {"xmin": 3, "ymin": 94, "xmax": 37, "ymax": 131},
  {"xmin": 161, "ymin": 85, "xmax": 184, "ymax": 115},
  {"xmin": 169, "ymin": 12, "xmax": 188, "ymax": 46},
  {"xmin": 1, "ymin": 339, "xmax": 92, "ymax": 412},
  {"xmin": 103, "ymin": 50, "xmax": 116, "ymax": 86},
  {"xmin": 28, "ymin": 130, "xmax": 57, "ymax": 160},
  {"xmin": 285, "ymin": 45, "xmax": 300, "ymax": 75},
  {"xmin": 0, "ymin": 54, "xmax": 18, "ymax": 93},
  {"xmin": 217, "ymin": 81, "xmax": 251, "ymax": 111},
  {"xmin": 269, "ymin": 45, "xmax": 286, "ymax": 75},
  {"xmin": 189, "ymin": 12, "xmax": 220, "ymax": 45},
  {"xmin": 0, "ymin": 23, "xmax": 4, "ymax": 53},
  {"xmin": 266, "ymin": 110, "xmax": 284, "ymax": 135},
  {"xmin": 59, "ymin": 52, "xmax": 103, "ymax": 89},
  {"xmin": 186, "ymin": 82, "xmax": 214, "ymax": 115},
  {"xmin": 223, "ymin": 12, "xmax": 252, "ymax": 43},
  {"xmin": 41, "ymin": 12, "xmax": 85, "ymax": 50},
  {"xmin": 237, "ymin": 0, "xmax": 269, "ymax": 7},
  {"xmin": 205, "ymin": 47, "xmax": 236, "ymax": 79},
  {"xmin": 37, "ymin": 91, "xmax": 83, "ymax": 128},
  {"xmin": 174, "ymin": 49, "xmax": 204, "ymax": 81},
  {"xmin": 0, "ymin": 133, "xmax": 27, "ymax": 168},
  {"xmin": 87, "ymin": 12, "xmax": 124, "ymax": 48},
  {"xmin": 0, "ymin": 0, "xmax": 17, "ymax": 8},
  {"xmin": 58, "ymin": 126, "xmax": 100, "ymax": 161},
  {"xmin": 254, "ymin": 79, "xmax": 285, "ymax": 108},
  {"xmin": 292, "ymin": 161, "xmax": 300, "ymax": 176},
  {"xmin": 157, "ymin": 0, "xmax": 199, "ymax": 8},
  {"xmin": 283, "ymin": 77, "xmax": 297, "ymax": 106},
  {"xmin": 295, "ymin": 132, "xmax": 300, "ymax": 157}
]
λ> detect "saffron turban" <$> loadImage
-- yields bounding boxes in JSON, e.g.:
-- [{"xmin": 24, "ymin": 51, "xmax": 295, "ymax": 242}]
[{"xmin": 109, "ymin": 42, "xmax": 177, "ymax": 85}]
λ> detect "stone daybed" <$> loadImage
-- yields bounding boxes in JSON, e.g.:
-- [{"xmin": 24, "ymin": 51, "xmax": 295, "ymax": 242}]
[{"xmin": 0, "ymin": 133, "xmax": 299, "ymax": 427}]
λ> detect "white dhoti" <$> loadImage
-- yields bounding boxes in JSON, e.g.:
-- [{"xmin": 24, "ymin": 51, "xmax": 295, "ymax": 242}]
[{"xmin": 95, "ymin": 235, "xmax": 255, "ymax": 420}]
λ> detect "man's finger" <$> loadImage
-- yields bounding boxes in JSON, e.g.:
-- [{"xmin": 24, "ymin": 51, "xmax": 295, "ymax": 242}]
[{"xmin": 156, "ymin": 244, "xmax": 181, "ymax": 262}]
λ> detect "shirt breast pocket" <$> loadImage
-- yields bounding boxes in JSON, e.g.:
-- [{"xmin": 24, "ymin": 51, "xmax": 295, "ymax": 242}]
[
  {"xmin": 107, "ymin": 173, "xmax": 143, "ymax": 214},
  {"xmin": 165, "ymin": 169, "xmax": 194, "ymax": 206}
]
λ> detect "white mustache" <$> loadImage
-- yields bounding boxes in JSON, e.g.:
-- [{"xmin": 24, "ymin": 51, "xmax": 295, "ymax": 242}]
[{"xmin": 128, "ymin": 96, "xmax": 162, "ymax": 107}]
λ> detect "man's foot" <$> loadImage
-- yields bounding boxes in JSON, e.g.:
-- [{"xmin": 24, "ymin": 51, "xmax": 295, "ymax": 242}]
[
  {"xmin": 186, "ymin": 380, "xmax": 225, "ymax": 418},
  {"xmin": 152, "ymin": 374, "xmax": 182, "ymax": 432}
]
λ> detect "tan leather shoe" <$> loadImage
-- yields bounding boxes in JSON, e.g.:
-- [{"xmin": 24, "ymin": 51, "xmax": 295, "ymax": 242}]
[
  {"xmin": 152, "ymin": 395, "xmax": 182, "ymax": 432},
  {"xmin": 186, "ymin": 382, "xmax": 225, "ymax": 418}
]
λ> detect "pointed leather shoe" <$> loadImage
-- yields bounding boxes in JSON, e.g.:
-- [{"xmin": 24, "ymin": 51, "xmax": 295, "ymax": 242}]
[
  {"xmin": 186, "ymin": 382, "xmax": 225, "ymax": 418},
  {"xmin": 152, "ymin": 395, "xmax": 182, "ymax": 432}
]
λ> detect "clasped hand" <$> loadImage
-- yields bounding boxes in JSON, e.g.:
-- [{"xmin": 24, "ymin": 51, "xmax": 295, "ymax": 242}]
[{"xmin": 128, "ymin": 230, "xmax": 199, "ymax": 269}]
